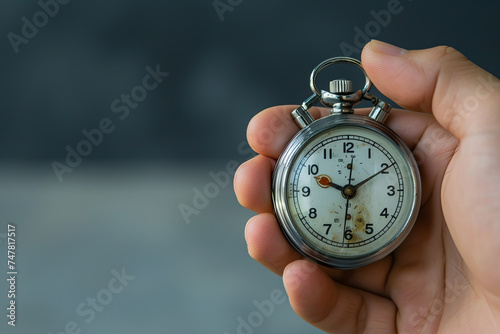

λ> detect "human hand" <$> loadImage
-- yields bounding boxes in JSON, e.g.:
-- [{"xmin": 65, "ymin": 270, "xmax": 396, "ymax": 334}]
[{"xmin": 234, "ymin": 40, "xmax": 500, "ymax": 333}]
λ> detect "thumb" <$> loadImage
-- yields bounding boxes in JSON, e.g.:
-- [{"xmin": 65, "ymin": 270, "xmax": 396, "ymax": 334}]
[{"xmin": 361, "ymin": 40, "xmax": 500, "ymax": 139}]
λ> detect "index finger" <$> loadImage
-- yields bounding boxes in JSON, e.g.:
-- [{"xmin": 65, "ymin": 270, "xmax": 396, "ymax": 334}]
[{"xmin": 247, "ymin": 105, "xmax": 330, "ymax": 159}]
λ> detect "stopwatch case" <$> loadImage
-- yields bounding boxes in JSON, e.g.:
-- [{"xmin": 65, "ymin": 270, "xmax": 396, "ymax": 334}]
[{"xmin": 272, "ymin": 113, "xmax": 421, "ymax": 269}]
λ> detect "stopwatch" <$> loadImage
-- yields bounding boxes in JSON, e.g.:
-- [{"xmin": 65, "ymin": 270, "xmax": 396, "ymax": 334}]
[{"xmin": 272, "ymin": 57, "xmax": 421, "ymax": 269}]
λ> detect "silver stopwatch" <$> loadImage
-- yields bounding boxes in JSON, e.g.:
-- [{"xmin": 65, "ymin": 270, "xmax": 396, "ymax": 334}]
[{"xmin": 272, "ymin": 57, "xmax": 421, "ymax": 269}]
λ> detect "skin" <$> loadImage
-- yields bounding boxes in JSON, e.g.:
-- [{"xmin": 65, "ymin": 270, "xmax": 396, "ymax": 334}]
[{"xmin": 233, "ymin": 40, "xmax": 500, "ymax": 333}]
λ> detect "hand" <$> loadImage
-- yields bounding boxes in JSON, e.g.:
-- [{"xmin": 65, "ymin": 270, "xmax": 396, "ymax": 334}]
[
  {"xmin": 234, "ymin": 40, "xmax": 500, "ymax": 333},
  {"xmin": 314, "ymin": 175, "xmax": 344, "ymax": 191},
  {"xmin": 352, "ymin": 162, "xmax": 394, "ymax": 190}
]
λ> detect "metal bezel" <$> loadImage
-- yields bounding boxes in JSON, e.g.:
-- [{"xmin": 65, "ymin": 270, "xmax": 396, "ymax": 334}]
[{"xmin": 272, "ymin": 114, "xmax": 421, "ymax": 269}]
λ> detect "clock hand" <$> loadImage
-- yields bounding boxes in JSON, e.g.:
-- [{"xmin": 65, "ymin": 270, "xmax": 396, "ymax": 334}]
[
  {"xmin": 347, "ymin": 157, "xmax": 354, "ymax": 185},
  {"xmin": 342, "ymin": 157, "xmax": 355, "ymax": 247},
  {"xmin": 314, "ymin": 175, "xmax": 343, "ymax": 191},
  {"xmin": 314, "ymin": 155, "xmax": 354, "ymax": 191},
  {"xmin": 353, "ymin": 162, "xmax": 394, "ymax": 190},
  {"xmin": 342, "ymin": 197, "xmax": 350, "ymax": 247}
]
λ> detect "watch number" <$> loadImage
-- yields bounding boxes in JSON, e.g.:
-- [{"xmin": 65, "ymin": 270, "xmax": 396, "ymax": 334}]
[
  {"xmin": 302, "ymin": 186, "xmax": 310, "ymax": 197},
  {"xmin": 323, "ymin": 224, "xmax": 332, "ymax": 235},
  {"xmin": 344, "ymin": 229, "xmax": 353, "ymax": 240},
  {"xmin": 365, "ymin": 223, "xmax": 374, "ymax": 234},
  {"xmin": 343, "ymin": 142, "xmax": 354, "ymax": 153},
  {"xmin": 381, "ymin": 163, "xmax": 390, "ymax": 174},
  {"xmin": 308, "ymin": 164, "xmax": 319, "ymax": 175},
  {"xmin": 380, "ymin": 208, "xmax": 389, "ymax": 218},
  {"xmin": 309, "ymin": 208, "xmax": 317, "ymax": 219},
  {"xmin": 387, "ymin": 185, "xmax": 395, "ymax": 196},
  {"xmin": 323, "ymin": 148, "xmax": 333, "ymax": 159}
]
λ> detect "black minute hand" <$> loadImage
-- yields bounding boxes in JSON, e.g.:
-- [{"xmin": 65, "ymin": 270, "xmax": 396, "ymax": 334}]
[{"xmin": 352, "ymin": 163, "xmax": 394, "ymax": 190}]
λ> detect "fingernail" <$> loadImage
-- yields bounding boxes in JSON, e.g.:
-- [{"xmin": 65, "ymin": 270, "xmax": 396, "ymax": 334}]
[{"xmin": 370, "ymin": 40, "xmax": 407, "ymax": 56}]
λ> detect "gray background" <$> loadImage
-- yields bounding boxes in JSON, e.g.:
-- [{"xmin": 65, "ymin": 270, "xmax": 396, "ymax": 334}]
[{"xmin": 0, "ymin": 1, "xmax": 498, "ymax": 333}]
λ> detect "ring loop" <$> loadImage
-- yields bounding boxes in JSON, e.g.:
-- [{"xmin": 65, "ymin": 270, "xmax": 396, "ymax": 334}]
[{"xmin": 309, "ymin": 57, "xmax": 372, "ymax": 97}]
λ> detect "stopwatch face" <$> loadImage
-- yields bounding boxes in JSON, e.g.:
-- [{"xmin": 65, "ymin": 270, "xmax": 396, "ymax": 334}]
[{"xmin": 273, "ymin": 115, "xmax": 421, "ymax": 269}]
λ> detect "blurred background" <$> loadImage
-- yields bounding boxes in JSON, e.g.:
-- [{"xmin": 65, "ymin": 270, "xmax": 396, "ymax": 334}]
[{"xmin": 0, "ymin": 1, "xmax": 498, "ymax": 333}]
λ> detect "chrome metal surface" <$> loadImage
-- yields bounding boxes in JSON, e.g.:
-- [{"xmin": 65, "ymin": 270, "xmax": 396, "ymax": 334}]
[
  {"xmin": 309, "ymin": 57, "xmax": 372, "ymax": 109},
  {"xmin": 368, "ymin": 100, "xmax": 392, "ymax": 123},
  {"xmin": 291, "ymin": 106, "xmax": 314, "ymax": 129},
  {"xmin": 290, "ymin": 57, "xmax": 393, "ymax": 120},
  {"xmin": 291, "ymin": 94, "xmax": 320, "ymax": 129},
  {"xmin": 330, "ymin": 79, "xmax": 353, "ymax": 94},
  {"xmin": 272, "ymin": 114, "xmax": 421, "ymax": 269},
  {"xmin": 321, "ymin": 90, "xmax": 363, "ymax": 114}
]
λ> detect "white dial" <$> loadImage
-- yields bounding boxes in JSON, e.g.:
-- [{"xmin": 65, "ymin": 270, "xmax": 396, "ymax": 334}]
[{"xmin": 273, "ymin": 115, "xmax": 420, "ymax": 268}]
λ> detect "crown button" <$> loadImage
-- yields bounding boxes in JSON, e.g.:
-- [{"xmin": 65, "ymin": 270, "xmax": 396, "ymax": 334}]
[{"xmin": 329, "ymin": 79, "xmax": 353, "ymax": 94}]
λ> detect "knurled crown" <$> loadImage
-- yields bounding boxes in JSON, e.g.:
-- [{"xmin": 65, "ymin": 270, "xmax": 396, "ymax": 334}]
[{"xmin": 330, "ymin": 79, "xmax": 353, "ymax": 94}]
